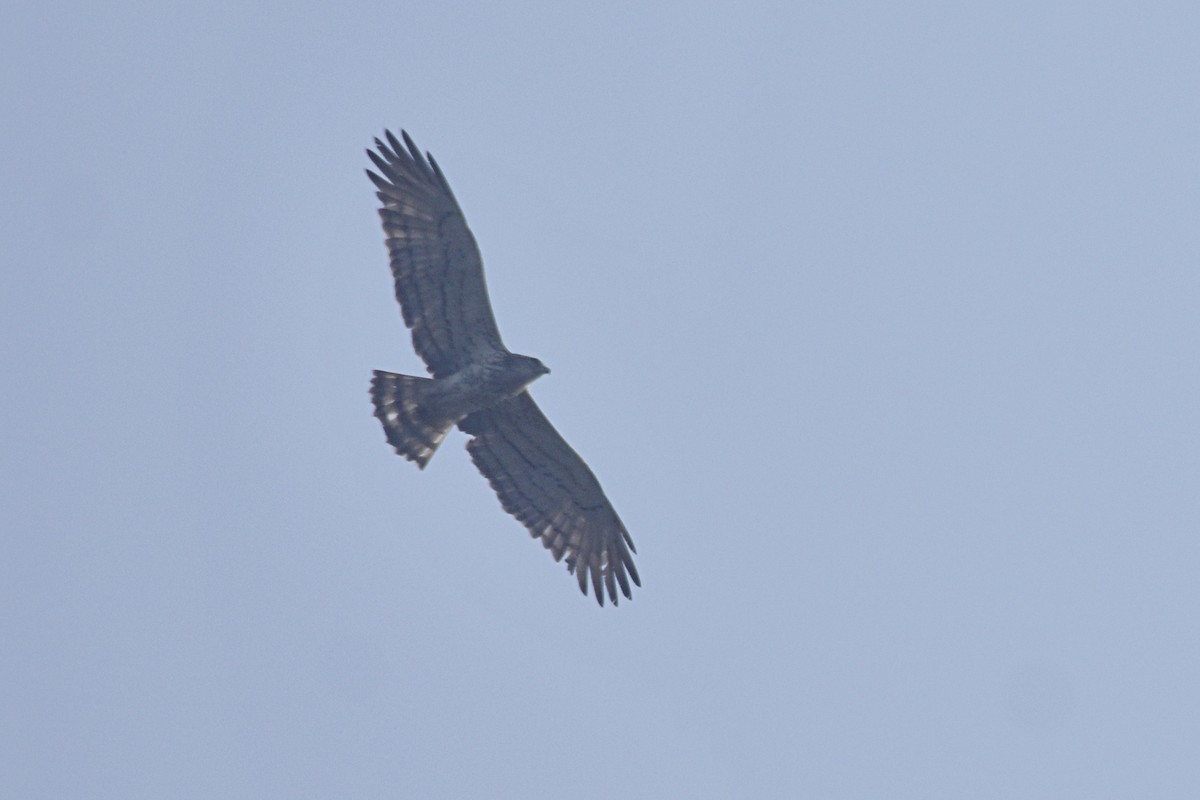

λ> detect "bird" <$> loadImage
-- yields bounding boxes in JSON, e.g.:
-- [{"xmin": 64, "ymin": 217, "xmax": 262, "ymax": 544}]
[{"xmin": 366, "ymin": 130, "xmax": 640, "ymax": 606}]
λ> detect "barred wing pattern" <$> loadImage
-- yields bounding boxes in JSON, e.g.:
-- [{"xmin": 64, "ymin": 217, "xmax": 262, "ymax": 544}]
[
  {"xmin": 367, "ymin": 131, "xmax": 505, "ymax": 378},
  {"xmin": 460, "ymin": 392, "xmax": 640, "ymax": 606}
]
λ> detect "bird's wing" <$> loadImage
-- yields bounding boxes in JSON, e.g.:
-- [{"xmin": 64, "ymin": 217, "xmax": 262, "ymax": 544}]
[
  {"xmin": 367, "ymin": 130, "xmax": 505, "ymax": 378},
  {"xmin": 459, "ymin": 392, "xmax": 640, "ymax": 606}
]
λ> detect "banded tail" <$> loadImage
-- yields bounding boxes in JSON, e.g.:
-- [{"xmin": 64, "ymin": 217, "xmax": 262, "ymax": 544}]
[{"xmin": 370, "ymin": 370, "xmax": 455, "ymax": 468}]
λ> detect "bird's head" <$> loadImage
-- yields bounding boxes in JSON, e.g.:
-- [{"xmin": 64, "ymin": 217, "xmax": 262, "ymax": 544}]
[
  {"xmin": 519, "ymin": 354, "xmax": 550, "ymax": 375},
  {"xmin": 508, "ymin": 353, "xmax": 550, "ymax": 383}
]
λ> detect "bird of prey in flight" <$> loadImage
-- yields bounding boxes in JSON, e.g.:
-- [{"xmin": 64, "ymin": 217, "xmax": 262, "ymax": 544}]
[{"xmin": 366, "ymin": 130, "xmax": 640, "ymax": 606}]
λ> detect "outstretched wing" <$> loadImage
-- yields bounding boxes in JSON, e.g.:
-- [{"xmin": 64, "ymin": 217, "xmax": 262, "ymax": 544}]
[
  {"xmin": 459, "ymin": 392, "xmax": 640, "ymax": 606},
  {"xmin": 367, "ymin": 130, "xmax": 505, "ymax": 378}
]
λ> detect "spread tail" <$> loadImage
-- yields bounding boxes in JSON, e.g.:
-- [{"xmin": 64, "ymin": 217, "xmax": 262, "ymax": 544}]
[{"xmin": 370, "ymin": 370, "xmax": 455, "ymax": 468}]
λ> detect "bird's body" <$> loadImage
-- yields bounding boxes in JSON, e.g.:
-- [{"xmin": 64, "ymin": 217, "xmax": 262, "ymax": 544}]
[
  {"xmin": 371, "ymin": 352, "xmax": 549, "ymax": 467},
  {"xmin": 367, "ymin": 130, "xmax": 639, "ymax": 606}
]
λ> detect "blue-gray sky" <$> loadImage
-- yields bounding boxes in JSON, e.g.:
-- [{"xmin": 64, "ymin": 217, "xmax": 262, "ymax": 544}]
[{"xmin": 4, "ymin": 1, "xmax": 1199, "ymax": 797}]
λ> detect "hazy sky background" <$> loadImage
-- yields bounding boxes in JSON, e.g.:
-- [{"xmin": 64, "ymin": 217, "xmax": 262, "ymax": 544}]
[{"xmin": 3, "ymin": 1, "xmax": 1198, "ymax": 797}]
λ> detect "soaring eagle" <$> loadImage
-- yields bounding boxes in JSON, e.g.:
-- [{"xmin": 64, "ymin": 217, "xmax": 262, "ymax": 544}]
[{"xmin": 366, "ymin": 130, "xmax": 640, "ymax": 606}]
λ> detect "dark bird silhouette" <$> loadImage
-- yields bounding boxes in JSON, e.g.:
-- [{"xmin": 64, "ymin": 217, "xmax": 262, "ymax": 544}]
[{"xmin": 367, "ymin": 130, "xmax": 639, "ymax": 606}]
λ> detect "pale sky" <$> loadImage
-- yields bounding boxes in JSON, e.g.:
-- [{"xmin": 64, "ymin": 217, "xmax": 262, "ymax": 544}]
[{"xmin": 3, "ymin": 2, "xmax": 1199, "ymax": 797}]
